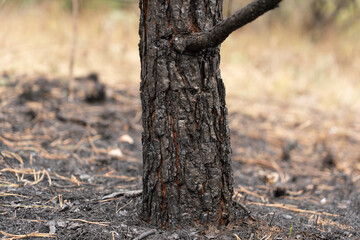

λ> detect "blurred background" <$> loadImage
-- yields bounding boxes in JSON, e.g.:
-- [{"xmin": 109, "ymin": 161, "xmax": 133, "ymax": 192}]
[{"xmin": 0, "ymin": 0, "xmax": 359, "ymax": 112}]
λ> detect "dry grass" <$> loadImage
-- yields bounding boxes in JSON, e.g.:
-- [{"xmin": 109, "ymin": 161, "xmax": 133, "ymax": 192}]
[
  {"xmin": 0, "ymin": 1, "xmax": 359, "ymax": 112},
  {"xmin": 0, "ymin": 2, "xmax": 139, "ymax": 88}
]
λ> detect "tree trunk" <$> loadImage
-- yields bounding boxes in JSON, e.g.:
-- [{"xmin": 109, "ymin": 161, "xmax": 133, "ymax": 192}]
[
  {"xmin": 139, "ymin": 0, "xmax": 233, "ymax": 228},
  {"xmin": 139, "ymin": 0, "xmax": 282, "ymax": 229}
]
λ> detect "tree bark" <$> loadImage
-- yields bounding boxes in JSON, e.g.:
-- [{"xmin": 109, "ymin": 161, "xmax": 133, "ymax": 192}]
[{"xmin": 139, "ymin": 0, "xmax": 282, "ymax": 229}]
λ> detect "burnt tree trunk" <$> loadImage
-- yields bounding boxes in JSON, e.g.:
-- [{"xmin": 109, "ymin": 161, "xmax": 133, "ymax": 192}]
[{"xmin": 139, "ymin": 0, "xmax": 282, "ymax": 229}]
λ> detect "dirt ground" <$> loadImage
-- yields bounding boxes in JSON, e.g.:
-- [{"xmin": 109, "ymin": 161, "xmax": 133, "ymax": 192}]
[{"xmin": 0, "ymin": 73, "xmax": 359, "ymax": 240}]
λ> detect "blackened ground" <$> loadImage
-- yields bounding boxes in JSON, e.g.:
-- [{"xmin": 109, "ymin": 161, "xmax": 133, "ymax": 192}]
[{"xmin": 0, "ymin": 74, "xmax": 359, "ymax": 239}]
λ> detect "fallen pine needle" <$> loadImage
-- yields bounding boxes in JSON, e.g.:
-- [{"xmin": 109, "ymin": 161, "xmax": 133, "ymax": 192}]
[
  {"xmin": 1, "ymin": 168, "xmax": 52, "ymax": 186},
  {"xmin": 1, "ymin": 168, "xmax": 38, "ymax": 174},
  {"xmin": 247, "ymin": 202, "xmax": 339, "ymax": 217},
  {"xmin": 100, "ymin": 170, "xmax": 137, "ymax": 181},
  {"xmin": 0, "ymin": 181, "xmax": 19, "ymax": 187},
  {"xmin": 68, "ymin": 218, "xmax": 110, "ymax": 227},
  {"xmin": 1, "ymin": 204, "xmax": 54, "ymax": 209},
  {"xmin": 45, "ymin": 195, "xmax": 58, "ymax": 205},
  {"xmin": 40, "ymin": 152, "xmax": 69, "ymax": 160},
  {"xmin": 0, "ymin": 230, "xmax": 56, "ymax": 239},
  {"xmin": 53, "ymin": 172, "xmax": 84, "ymax": 186},
  {"xmin": 236, "ymin": 186, "xmax": 266, "ymax": 202},
  {"xmin": 0, "ymin": 137, "xmax": 16, "ymax": 147},
  {"xmin": 0, "ymin": 193, "xmax": 28, "ymax": 198},
  {"xmin": 233, "ymin": 233, "xmax": 241, "ymax": 240},
  {"xmin": 0, "ymin": 151, "xmax": 23, "ymax": 166}
]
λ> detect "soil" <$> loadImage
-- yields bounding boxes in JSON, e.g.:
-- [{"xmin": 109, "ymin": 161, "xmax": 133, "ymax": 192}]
[{"xmin": 0, "ymin": 73, "xmax": 359, "ymax": 240}]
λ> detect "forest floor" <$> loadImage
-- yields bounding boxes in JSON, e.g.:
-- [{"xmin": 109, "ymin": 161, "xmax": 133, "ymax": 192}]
[{"xmin": 0, "ymin": 73, "xmax": 359, "ymax": 240}]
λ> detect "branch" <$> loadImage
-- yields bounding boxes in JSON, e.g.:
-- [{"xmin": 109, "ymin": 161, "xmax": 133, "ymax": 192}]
[{"xmin": 173, "ymin": 0, "xmax": 282, "ymax": 53}]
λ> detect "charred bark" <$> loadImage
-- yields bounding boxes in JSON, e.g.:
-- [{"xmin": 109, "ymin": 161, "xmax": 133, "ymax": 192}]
[{"xmin": 139, "ymin": 0, "xmax": 282, "ymax": 229}]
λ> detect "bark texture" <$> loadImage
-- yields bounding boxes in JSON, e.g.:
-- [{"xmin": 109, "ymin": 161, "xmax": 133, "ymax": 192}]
[
  {"xmin": 139, "ymin": 0, "xmax": 233, "ymax": 228},
  {"xmin": 139, "ymin": 0, "xmax": 282, "ymax": 229}
]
